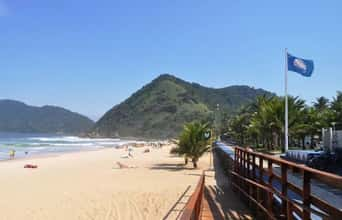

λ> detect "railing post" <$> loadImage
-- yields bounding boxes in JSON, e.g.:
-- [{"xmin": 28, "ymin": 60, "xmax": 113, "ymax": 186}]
[
  {"xmin": 267, "ymin": 191, "xmax": 274, "ymax": 219},
  {"xmin": 268, "ymin": 160, "xmax": 273, "ymax": 188},
  {"xmin": 237, "ymin": 149, "xmax": 240, "ymax": 174},
  {"xmin": 303, "ymin": 170, "xmax": 311, "ymax": 220},
  {"xmin": 259, "ymin": 157, "xmax": 264, "ymax": 184},
  {"xmin": 234, "ymin": 148, "xmax": 237, "ymax": 172},
  {"xmin": 236, "ymin": 149, "xmax": 241, "ymax": 195},
  {"xmin": 246, "ymin": 151, "xmax": 251, "ymax": 207},
  {"xmin": 267, "ymin": 160, "xmax": 274, "ymax": 219},
  {"xmin": 242, "ymin": 150, "xmax": 247, "ymax": 201},
  {"xmin": 252, "ymin": 154, "xmax": 256, "ymax": 179},
  {"xmin": 256, "ymin": 187, "xmax": 261, "ymax": 219},
  {"xmin": 281, "ymin": 164, "xmax": 288, "ymax": 218},
  {"xmin": 252, "ymin": 154, "xmax": 257, "ymax": 211},
  {"xmin": 232, "ymin": 148, "xmax": 236, "ymax": 190},
  {"xmin": 242, "ymin": 150, "xmax": 245, "ymax": 174},
  {"xmin": 286, "ymin": 200, "xmax": 293, "ymax": 220}
]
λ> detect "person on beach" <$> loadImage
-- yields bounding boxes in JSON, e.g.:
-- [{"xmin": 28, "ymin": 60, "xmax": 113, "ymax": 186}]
[
  {"xmin": 116, "ymin": 162, "xmax": 137, "ymax": 169},
  {"xmin": 9, "ymin": 149, "xmax": 15, "ymax": 159},
  {"xmin": 128, "ymin": 146, "xmax": 134, "ymax": 158}
]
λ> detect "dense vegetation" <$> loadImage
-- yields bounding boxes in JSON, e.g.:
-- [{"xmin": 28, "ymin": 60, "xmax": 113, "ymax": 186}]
[
  {"xmin": 91, "ymin": 74, "xmax": 272, "ymax": 139},
  {"xmin": 227, "ymin": 92, "xmax": 342, "ymax": 152},
  {"xmin": 0, "ymin": 100, "xmax": 94, "ymax": 134}
]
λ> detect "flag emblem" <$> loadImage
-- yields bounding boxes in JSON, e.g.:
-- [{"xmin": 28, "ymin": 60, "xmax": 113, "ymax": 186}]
[
  {"xmin": 287, "ymin": 53, "xmax": 314, "ymax": 77},
  {"xmin": 293, "ymin": 58, "xmax": 307, "ymax": 72}
]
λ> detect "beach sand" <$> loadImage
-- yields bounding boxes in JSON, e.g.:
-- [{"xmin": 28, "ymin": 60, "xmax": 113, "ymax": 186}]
[{"xmin": 0, "ymin": 144, "xmax": 210, "ymax": 220}]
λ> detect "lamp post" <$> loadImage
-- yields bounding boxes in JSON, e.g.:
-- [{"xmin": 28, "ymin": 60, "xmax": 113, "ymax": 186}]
[
  {"xmin": 209, "ymin": 104, "xmax": 220, "ymax": 171},
  {"xmin": 216, "ymin": 104, "xmax": 220, "ymax": 141}
]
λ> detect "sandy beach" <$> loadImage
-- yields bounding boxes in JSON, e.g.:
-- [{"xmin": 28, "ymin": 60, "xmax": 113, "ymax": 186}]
[{"xmin": 0, "ymin": 144, "xmax": 210, "ymax": 220}]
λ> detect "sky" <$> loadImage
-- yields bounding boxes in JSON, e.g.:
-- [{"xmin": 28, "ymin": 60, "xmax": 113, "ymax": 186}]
[{"xmin": 1, "ymin": 0, "xmax": 341, "ymax": 121}]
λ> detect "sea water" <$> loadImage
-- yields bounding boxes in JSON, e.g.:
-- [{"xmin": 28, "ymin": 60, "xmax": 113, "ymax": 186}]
[{"xmin": 0, "ymin": 132, "xmax": 132, "ymax": 161}]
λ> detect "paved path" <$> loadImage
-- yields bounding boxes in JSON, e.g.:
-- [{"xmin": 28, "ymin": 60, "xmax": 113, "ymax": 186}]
[{"xmin": 272, "ymin": 166, "xmax": 342, "ymax": 210}]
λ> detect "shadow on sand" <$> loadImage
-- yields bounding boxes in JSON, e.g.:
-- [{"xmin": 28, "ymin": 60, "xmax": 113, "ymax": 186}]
[
  {"xmin": 149, "ymin": 163, "xmax": 194, "ymax": 171},
  {"xmin": 186, "ymin": 173, "xmax": 214, "ymax": 178}
]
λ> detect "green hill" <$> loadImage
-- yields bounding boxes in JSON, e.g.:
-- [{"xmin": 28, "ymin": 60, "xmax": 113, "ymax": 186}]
[
  {"xmin": 91, "ymin": 74, "xmax": 273, "ymax": 139},
  {"xmin": 0, "ymin": 100, "xmax": 94, "ymax": 134}
]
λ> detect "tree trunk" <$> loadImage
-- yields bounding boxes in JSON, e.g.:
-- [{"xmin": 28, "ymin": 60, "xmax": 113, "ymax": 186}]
[
  {"xmin": 310, "ymin": 135, "xmax": 315, "ymax": 149},
  {"xmin": 192, "ymin": 158, "xmax": 198, "ymax": 168},
  {"xmin": 184, "ymin": 157, "xmax": 188, "ymax": 165}
]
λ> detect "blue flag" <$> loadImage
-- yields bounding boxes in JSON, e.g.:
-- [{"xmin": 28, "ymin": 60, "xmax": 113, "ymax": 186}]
[{"xmin": 287, "ymin": 53, "xmax": 314, "ymax": 77}]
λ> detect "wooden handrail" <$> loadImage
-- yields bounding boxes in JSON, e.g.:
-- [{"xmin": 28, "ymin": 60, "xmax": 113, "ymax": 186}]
[
  {"xmin": 234, "ymin": 146, "xmax": 342, "ymax": 188},
  {"xmin": 216, "ymin": 145, "xmax": 342, "ymax": 220},
  {"xmin": 180, "ymin": 172, "xmax": 205, "ymax": 220},
  {"xmin": 230, "ymin": 171, "xmax": 330, "ymax": 219}
]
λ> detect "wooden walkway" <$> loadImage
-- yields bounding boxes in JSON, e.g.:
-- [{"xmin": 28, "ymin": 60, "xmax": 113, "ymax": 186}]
[
  {"xmin": 201, "ymin": 189, "xmax": 215, "ymax": 220},
  {"xmin": 179, "ymin": 168, "xmax": 252, "ymax": 220},
  {"xmin": 180, "ymin": 142, "xmax": 342, "ymax": 219},
  {"xmin": 200, "ymin": 170, "xmax": 253, "ymax": 220}
]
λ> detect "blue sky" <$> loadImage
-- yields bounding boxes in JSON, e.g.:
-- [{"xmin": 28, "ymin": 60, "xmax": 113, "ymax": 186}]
[{"xmin": 1, "ymin": 1, "xmax": 341, "ymax": 120}]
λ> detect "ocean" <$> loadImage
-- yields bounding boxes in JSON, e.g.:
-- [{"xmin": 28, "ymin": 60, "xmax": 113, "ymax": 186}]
[{"xmin": 0, "ymin": 132, "xmax": 133, "ymax": 161}]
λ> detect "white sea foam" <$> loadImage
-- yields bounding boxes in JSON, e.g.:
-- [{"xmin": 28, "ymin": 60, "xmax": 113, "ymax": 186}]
[
  {"xmin": 0, "ymin": 134, "xmax": 135, "ymax": 161},
  {"xmin": 28, "ymin": 136, "xmax": 121, "ymax": 143}
]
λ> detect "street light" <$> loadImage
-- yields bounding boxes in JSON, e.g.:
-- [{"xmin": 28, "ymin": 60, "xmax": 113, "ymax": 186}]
[
  {"xmin": 216, "ymin": 104, "xmax": 220, "ymax": 141},
  {"xmin": 209, "ymin": 104, "xmax": 220, "ymax": 171}
]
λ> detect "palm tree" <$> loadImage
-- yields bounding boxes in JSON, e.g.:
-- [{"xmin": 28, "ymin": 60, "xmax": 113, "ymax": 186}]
[
  {"xmin": 331, "ymin": 91, "xmax": 342, "ymax": 125},
  {"xmin": 229, "ymin": 113, "xmax": 250, "ymax": 145},
  {"xmin": 176, "ymin": 122, "xmax": 211, "ymax": 168},
  {"xmin": 226, "ymin": 92, "xmax": 341, "ymax": 152},
  {"xmin": 240, "ymin": 96, "xmax": 306, "ymax": 151},
  {"xmin": 313, "ymin": 96, "xmax": 329, "ymax": 111}
]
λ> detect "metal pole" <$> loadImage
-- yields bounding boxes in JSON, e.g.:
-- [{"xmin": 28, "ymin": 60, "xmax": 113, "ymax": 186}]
[
  {"xmin": 329, "ymin": 127, "xmax": 333, "ymax": 153},
  {"xmin": 209, "ymin": 129, "xmax": 213, "ymax": 170},
  {"xmin": 285, "ymin": 48, "xmax": 289, "ymax": 152},
  {"xmin": 216, "ymin": 104, "xmax": 220, "ymax": 141},
  {"xmin": 322, "ymin": 128, "xmax": 325, "ymax": 150}
]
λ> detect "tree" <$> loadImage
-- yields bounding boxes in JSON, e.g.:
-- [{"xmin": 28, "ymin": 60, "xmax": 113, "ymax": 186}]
[
  {"xmin": 331, "ymin": 91, "xmax": 342, "ymax": 126},
  {"xmin": 175, "ymin": 122, "xmax": 211, "ymax": 168},
  {"xmin": 228, "ymin": 95, "xmax": 307, "ymax": 152},
  {"xmin": 226, "ymin": 92, "xmax": 342, "ymax": 152},
  {"xmin": 313, "ymin": 96, "xmax": 329, "ymax": 111}
]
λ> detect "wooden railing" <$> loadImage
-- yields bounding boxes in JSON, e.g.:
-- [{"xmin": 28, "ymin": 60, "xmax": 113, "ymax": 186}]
[
  {"xmin": 180, "ymin": 172, "xmax": 205, "ymax": 220},
  {"xmin": 229, "ymin": 146, "xmax": 342, "ymax": 220}
]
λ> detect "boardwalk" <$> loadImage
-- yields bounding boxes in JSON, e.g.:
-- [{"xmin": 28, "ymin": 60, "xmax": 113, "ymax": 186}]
[
  {"xmin": 180, "ymin": 143, "xmax": 342, "ymax": 220},
  {"xmin": 202, "ymin": 159, "xmax": 253, "ymax": 220},
  {"xmin": 179, "ymin": 152, "xmax": 252, "ymax": 220}
]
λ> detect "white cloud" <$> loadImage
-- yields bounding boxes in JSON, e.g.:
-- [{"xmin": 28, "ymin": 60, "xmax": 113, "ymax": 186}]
[{"xmin": 0, "ymin": 0, "xmax": 9, "ymax": 16}]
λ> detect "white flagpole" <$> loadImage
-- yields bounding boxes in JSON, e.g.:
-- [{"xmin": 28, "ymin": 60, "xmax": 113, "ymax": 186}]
[{"xmin": 285, "ymin": 48, "xmax": 289, "ymax": 152}]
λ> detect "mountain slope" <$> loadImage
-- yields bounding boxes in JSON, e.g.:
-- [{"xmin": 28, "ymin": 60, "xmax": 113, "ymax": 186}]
[
  {"xmin": 91, "ymin": 74, "xmax": 273, "ymax": 139},
  {"xmin": 0, "ymin": 100, "xmax": 94, "ymax": 134}
]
